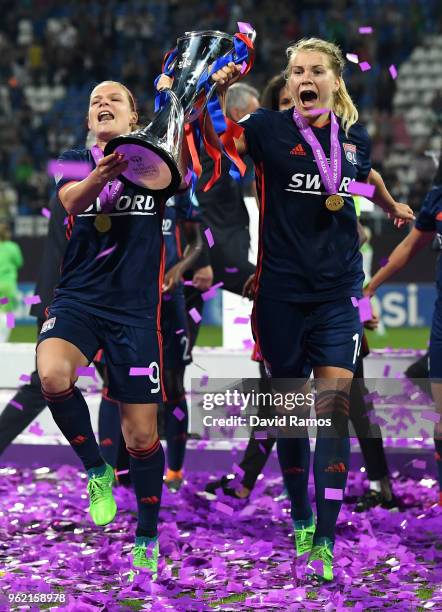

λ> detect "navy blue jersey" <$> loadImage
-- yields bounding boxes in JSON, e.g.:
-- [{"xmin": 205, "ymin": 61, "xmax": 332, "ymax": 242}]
[
  {"xmin": 415, "ymin": 185, "xmax": 442, "ymax": 295},
  {"xmin": 54, "ymin": 148, "xmax": 165, "ymax": 329},
  {"xmin": 241, "ymin": 108, "xmax": 371, "ymax": 302},
  {"xmin": 162, "ymin": 191, "xmax": 201, "ymax": 272}
]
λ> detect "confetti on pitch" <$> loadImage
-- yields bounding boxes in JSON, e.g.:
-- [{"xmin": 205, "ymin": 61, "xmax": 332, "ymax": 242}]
[
  {"xmin": 8, "ymin": 399, "xmax": 23, "ymax": 411},
  {"xmin": 359, "ymin": 26, "xmax": 373, "ymax": 34},
  {"xmin": 325, "ymin": 487, "xmax": 343, "ymax": 500},
  {"xmin": 129, "ymin": 367, "xmax": 154, "ymax": 376},
  {"xmin": 173, "ymin": 406, "xmax": 185, "ymax": 421},
  {"xmin": 357, "ymin": 296, "xmax": 372, "ymax": 323},
  {"xmin": 189, "ymin": 308, "xmax": 202, "ymax": 324},
  {"xmin": 76, "ymin": 366, "xmax": 97, "ymax": 380},
  {"xmin": 234, "ymin": 316, "xmax": 249, "ymax": 324},
  {"xmin": 29, "ymin": 422, "xmax": 44, "ymax": 436},
  {"xmin": 348, "ymin": 181, "xmax": 375, "ymax": 198},
  {"xmin": 41, "ymin": 207, "xmax": 51, "ymax": 219},
  {"xmin": 23, "ymin": 294, "xmax": 41, "ymax": 305},
  {"xmin": 215, "ymin": 501, "xmax": 234, "ymax": 516},
  {"xmin": 204, "ymin": 228, "xmax": 214, "ymax": 248},
  {"xmin": 6, "ymin": 313, "xmax": 15, "ymax": 328},
  {"xmin": 47, "ymin": 159, "xmax": 92, "ymax": 180},
  {"xmin": 346, "ymin": 53, "xmax": 359, "ymax": 63},
  {"xmin": 359, "ymin": 61, "xmax": 372, "ymax": 72},
  {"xmin": 95, "ymin": 244, "xmax": 117, "ymax": 260},
  {"xmin": 389, "ymin": 65, "xmax": 398, "ymax": 79},
  {"xmin": 0, "ymin": 297, "xmax": 9, "ymax": 305}
]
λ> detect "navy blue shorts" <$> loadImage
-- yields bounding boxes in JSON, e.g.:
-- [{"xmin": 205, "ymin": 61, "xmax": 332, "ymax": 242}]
[
  {"xmin": 38, "ymin": 306, "xmax": 164, "ymax": 404},
  {"xmin": 252, "ymin": 295, "xmax": 363, "ymax": 377},
  {"xmin": 430, "ymin": 299, "xmax": 442, "ymax": 379},
  {"xmin": 161, "ymin": 288, "xmax": 192, "ymax": 370}
]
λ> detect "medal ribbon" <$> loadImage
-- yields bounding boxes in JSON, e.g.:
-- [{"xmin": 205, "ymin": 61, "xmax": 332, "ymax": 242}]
[
  {"xmin": 292, "ymin": 109, "xmax": 341, "ymax": 195},
  {"xmin": 90, "ymin": 145, "xmax": 124, "ymax": 212}
]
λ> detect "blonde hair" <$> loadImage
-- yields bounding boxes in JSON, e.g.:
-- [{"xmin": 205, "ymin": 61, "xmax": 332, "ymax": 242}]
[{"xmin": 285, "ymin": 38, "xmax": 358, "ymax": 135}]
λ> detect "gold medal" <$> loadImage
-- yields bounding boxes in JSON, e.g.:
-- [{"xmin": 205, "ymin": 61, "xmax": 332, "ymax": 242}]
[
  {"xmin": 94, "ymin": 214, "xmax": 112, "ymax": 232},
  {"xmin": 325, "ymin": 194, "xmax": 344, "ymax": 212}
]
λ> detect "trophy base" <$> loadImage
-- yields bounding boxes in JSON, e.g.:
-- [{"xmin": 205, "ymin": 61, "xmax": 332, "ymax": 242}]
[{"xmin": 104, "ymin": 136, "xmax": 181, "ymax": 194}]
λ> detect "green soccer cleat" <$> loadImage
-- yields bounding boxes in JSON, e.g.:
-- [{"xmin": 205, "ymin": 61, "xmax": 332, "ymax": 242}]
[
  {"xmin": 86, "ymin": 463, "xmax": 117, "ymax": 526},
  {"xmin": 293, "ymin": 516, "xmax": 316, "ymax": 559},
  {"xmin": 306, "ymin": 537, "xmax": 334, "ymax": 582},
  {"xmin": 128, "ymin": 537, "xmax": 159, "ymax": 582}
]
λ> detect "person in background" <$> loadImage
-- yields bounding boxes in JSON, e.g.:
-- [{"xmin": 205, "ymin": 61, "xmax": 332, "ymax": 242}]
[{"xmin": 0, "ymin": 219, "xmax": 23, "ymax": 341}]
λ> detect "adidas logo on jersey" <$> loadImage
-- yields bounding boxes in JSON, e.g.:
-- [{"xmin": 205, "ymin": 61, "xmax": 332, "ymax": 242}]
[{"xmin": 290, "ymin": 143, "xmax": 307, "ymax": 156}]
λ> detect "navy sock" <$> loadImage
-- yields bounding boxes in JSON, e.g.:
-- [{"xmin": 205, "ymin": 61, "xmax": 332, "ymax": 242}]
[
  {"xmin": 43, "ymin": 385, "xmax": 104, "ymax": 472},
  {"xmin": 164, "ymin": 398, "xmax": 188, "ymax": 471},
  {"xmin": 126, "ymin": 439, "xmax": 165, "ymax": 538},
  {"xmin": 313, "ymin": 389, "xmax": 350, "ymax": 544},
  {"xmin": 98, "ymin": 392, "xmax": 121, "ymax": 468},
  {"xmin": 277, "ymin": 437, "xmax": 312, "ymax": 522},
  {"xmin": 435, "ymin": 438, "xmax": 442, "ymax": 491}
]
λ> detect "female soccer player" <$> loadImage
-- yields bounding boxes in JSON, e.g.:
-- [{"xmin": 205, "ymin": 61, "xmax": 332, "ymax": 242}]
[
  {"xmin": 365, "ymin": 160, "xmax": 442, "ymax": 508},
  {"xmin": 37, "ymin": 80, "xmax": 169, "ymax": 580},
  {"xmin": 211, "ymin": 38, "xmax": 415, "ymax": 582}
]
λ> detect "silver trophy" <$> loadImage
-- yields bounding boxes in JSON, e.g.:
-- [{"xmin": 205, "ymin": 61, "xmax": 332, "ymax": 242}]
[{"xmin": 104, "ymin": 29, "xmax": 254, "ymax": 195}]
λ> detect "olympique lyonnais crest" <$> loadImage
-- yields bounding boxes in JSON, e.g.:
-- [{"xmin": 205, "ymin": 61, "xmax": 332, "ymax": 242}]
[{"xmin": 343, "ymin": 142, "xmax": 357, "ymax": 165}]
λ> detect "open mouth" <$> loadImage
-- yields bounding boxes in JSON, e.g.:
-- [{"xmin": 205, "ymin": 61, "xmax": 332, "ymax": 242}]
[
  {"xmin": 299, "ymin": 90, "xmax": 318, "ymax": 105},
  {"xmin": 98, "ymin": 111, "xmax": 115, "ymax": 122}
]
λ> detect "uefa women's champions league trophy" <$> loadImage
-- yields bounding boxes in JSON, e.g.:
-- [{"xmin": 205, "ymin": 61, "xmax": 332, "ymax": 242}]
[{"xmin": 104, "ymin": 26, "xmax": 255, "ymax": 195}]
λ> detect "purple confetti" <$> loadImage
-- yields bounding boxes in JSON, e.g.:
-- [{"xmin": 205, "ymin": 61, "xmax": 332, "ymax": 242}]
[
  {"xmin": 254, "ymin": 430, "xmax": 267, "ymax": 440},
  {"xmin": 95, "ymin": 244, "xmax": 117, "ymax": 260},
  {"xmin": 129, "ymin": 367, "xmax": 154, "ymax": 376},
  {"xmin": 383, "ymin": 364, "xmax": 391, "ymax": 377},
  {"xmin": 63, "ymin": 217, "xmax": 69, "ymax": 226},
  {"xmin": 173, "ymin": 406, "xmax": 185, "ymax": 421},
  {"xmin": 234, "ymin": 316, "xmax": 249, "ymax": 324},
  {"xmin": 41, "ymin": 207, "xmax": 51, "ymax": 219},
  {"xmin": 19, "ymin": 374, "xmax": 31, "ymax": 383},
  {"xmin": 348, "ymin": 181, "xmax": 375, "ymax": 198},
  {"xmin": 76, "ymin": 366, "xmax": 97, "ymax": 380},
  {"xmin": 379, "ymin": 256, "xmax": 389, "ymax": 267},
  {"xmin": 175, "ymin": 328, "xmax": 184, "ymax": 335},
  {"xmin": 0, "ymin": 297, "xmax": 8, "ymax": 305},
  {"xmin": 237, "ymin": 21, "xmax": 254, "ymax": 35},
  {"xmin": 243, "ymin": 339, "xmax": 254, "ymax": 350},
  {"xmin": 412, "ymin": 459, "xmax": 426, "ymax": 470},
  {"xmin": 215, "ymin": 501, "xmax": 234, "ymax": 516},
  {"xmin": 183, "ymin": 280, "xmax": 195, "ymax": 286},
  {"xmin": 28, "ymin": 422, "xmax": 44, "ymax": 436},
  {"xmin": 204, "ymin": 228, "xmax": 214, "ymax": 248},
  {"xmin": 47, "ymin": 159, "xmax": 92, "ymax": 180},
  {"xmin": 189, "ymin": 308, "xmax": 202, "ymax": 324},
  {"xmin": 359, "ymin": 61, "xmax": 372, "ymax": 72},
  {"xmin": 202, "ymin": 287, "xmax": 218, "ymax": 302},
  {"xmin": 357, "ymin": 296, "xmax": 372, "ymax": 323},
  {"xmin": 6, "ymin": 313, "xmax": 15, "ymax": 328},
  {"xmin": 23, "ymin": 294, "xmax": 41, "ymax": 305},
  {"xmin": 225, "ymin": 267, "xmax": 239, "ymax": 273},
  {"xmin": 200, "ymin": 374, "xmax": 209, "ymax": 387},
  {"xmin": 351, "ymin": 296, "xmax": 359, "ymax": 307},
  {"xmin": 421, "ymin": 411, "xmax": 441, "ymax": 424},
  {"xmin": 115, "ymin": 469, "xmax": 129, "ymax": 476},
  {"xmin": 359, "ymin": 26, "xmax": 373, "ymax": 34},
  {"xmin": 389, "ymin": 64, "xmax": 398, "ymax": 79},
  {"xmin": 8, "ymin": 399, "xmax": 23, "ymax": 411},
  {"xmin": 324, "ymin": 487, "xmax": 343, "ymax": 501}
]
